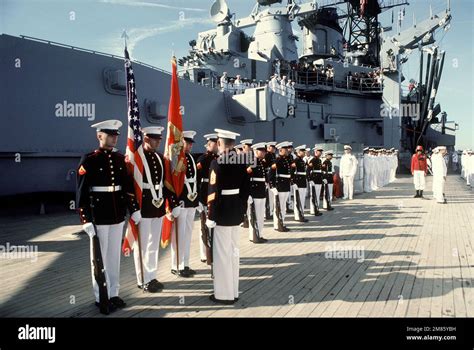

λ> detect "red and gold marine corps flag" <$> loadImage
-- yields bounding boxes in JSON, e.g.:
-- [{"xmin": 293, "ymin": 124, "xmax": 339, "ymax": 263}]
[{"xmin": 161, "ymin": 57, "xmax": 186, "ymax": 248}]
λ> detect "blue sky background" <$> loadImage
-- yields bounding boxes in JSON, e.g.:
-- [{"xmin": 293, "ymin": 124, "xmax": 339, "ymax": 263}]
[{"xmin": 1, "ymin": 0, "xmax": 472, "ymax": 149}]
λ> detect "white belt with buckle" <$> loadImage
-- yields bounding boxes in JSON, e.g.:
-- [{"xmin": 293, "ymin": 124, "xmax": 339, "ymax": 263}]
[
  {"xmin": 221, "ymin": 189, "xmax": 239, "ymax": 195},
  {"xmin": 90, "ymin": 185, "xmax": 122, "ymax": 192},
  {"xmin": 201, "ymin": 178, "xmax": 209, "ymax": 183},
  {"xmin": 251, "ymin": 177, "xmax": 265, "ymax": 182},
  {"xmin": 277, "ymin": 174, "xmax": 291, "ymax": 178},
  {"xmin": 295, "ymin": 172, "xmax": 306, "ymax": 175},
  {"xmin": 312, "ymin": 170, "xmax": 322, "ymax": 173},
  {"xmin": 142, "ymin": 183, "xmax": 161, "ymax": 190},
  {"xmin": 327, "ymin": 171, "xmax": 333, "ymax": 174}
]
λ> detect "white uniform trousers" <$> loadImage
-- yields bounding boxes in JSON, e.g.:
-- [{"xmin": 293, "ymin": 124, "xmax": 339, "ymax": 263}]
[
  {"xmin": 267, "ymin": 186, "xmax": 274, "ymax": 216},
  {"xmin": 363, "ymin": 172, "xmax": 372, "ymax": 193},
  {"xmin": 342, "ymin": 176, "xmax": 354, "ymax": 199},
  {"xmin": 273, "ymin": 191, "xmax": 289, "ymax": 229},
  {"xmin": 322, "ymin": 184, "xmax": 333, "ymax": 208},
  {"xmin": 293, "ymin": 186, "xmax": 307, "ymax": 220},
  {"xmin": 213, "ymin": 225, "xmax": 240, "ymax": 301},
  {"xmin": 170, "ymin": 207, "xmax": 196, "ymax": 270},
  {"xmin": 199, "ymin": 207, "xmax": 208, "ymax": 261},
  {"xmin": 248, "ymin": 197, "xmax": 266, "ymax": 240},
  {"xmin": 433, "ymin": 176, "xmax": 446, "ymax": 203},
  {"xmin": 90, "ymin": 221, "xmax": 124, "ymax": 302},
  {"xmin": 413, "ymin": 170, "xmax": 426, "ymax": 191},
  {"xmin": 133, "ymin": 217, "xmax": 163, "ymax": 286},
  {"xmin": 309, "ymin": 183, "xmax": 322, "ymax": 214}
]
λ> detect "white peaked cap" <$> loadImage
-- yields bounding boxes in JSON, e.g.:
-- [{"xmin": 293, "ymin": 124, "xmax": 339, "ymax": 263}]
[
  {"xmin": 142, "ymin": 126, "xmax": 164, "ymax": 136},
  {"xmin": 240, "ymin": 139, "xmax": 253, "ymax": 146},
  {"xmin": 295, "ymin": 144, "xmax": 306, "ymax": 151},
  {"xmin": 91, "ymin": 119, "xmax": 122, "ymax": 134},
  {"xmin": 276, "ymin": 141, "xmax": 291, "ymax": 149},
  {"xmin": 251, "ymin": 142, "xmax": 267, "ymax": 150},
  {"xmin": 203, "ymin": 133, "xmax": 218, "ymax": 141},
  {"xmin": 266, "ymin": 141, "xmax": 277, "ymax": 147},
  {"xmin": 183, "ymin": 130, "xmax": 197, "ymax": 141},
  {"xmin": 344, "ymin": 145, "xmax": 352, "ymax": 150},
  {"xmin": 215, "ymin": 128, "xmax": 240, "ymax": 140}
]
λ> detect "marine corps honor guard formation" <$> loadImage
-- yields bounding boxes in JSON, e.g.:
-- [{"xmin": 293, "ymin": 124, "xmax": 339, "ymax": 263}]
[{"xmin": 77, "ymin": 120, "xmax": 450, "ymax": 311}]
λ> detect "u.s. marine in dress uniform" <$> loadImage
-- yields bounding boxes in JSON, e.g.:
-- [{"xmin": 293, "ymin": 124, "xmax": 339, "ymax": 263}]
[
  {"xmin": 77, "ymin": 120, "xmax": 141, "ymax": 312},
  {"xmin": 133, "ymin": 126, "xmax": 180, "ymax": 293},
  {"xmin": 307, "ymin": 146, "xmax": 324, "ymax": 216},
  {"xmin": 247, "ymin": 142, "xmax": 268, "ymax": 243},
  {"xmin": 206, "ymin": 129, "xmax": 250, "ymax": 304},
  {"xmin": 264, "ymin": 141, "xmax": 277, "ymax": 219},
  {"xmin": 291, "ymin": 145, "xmax": 309, "ymax": 222},
  {"xmin": 269, "ymin": 141, "xmax": 292, "ymax": 232},
  {"xmin": 321, "ymin": 150, "xmax": 335, "ymax": 211},
  {"xmin": 196, "ymin": 133, "xmax": 219, "ymax": 262},
  {"xmin": 170, "ymin": 130, "xmax": 200, "ymax": 278}
]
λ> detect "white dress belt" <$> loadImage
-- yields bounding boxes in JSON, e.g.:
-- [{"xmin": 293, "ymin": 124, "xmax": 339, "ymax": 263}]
[
  {"xmin": 201, "ymin": 178, "xmax": 209, "ymax": 183},
  {"xmin": 277, "ymin": 174, "xmax": 291, "ymax": 178},
  {"xmin": 251, "ymin": 177, "xmax": 266, "ymax": 182},
  {"xmin": 221, "ymin": 189, "xmax": 240, "ymax": 195},
  {"xmin": 90, "ymin": 185, "xmax": 122, "ymax": 192},
  {"xmin": 142, "ymin": 183, "xmax": 162, "ymax": 190},
  {"xmin": 295, "ymin": 172, "xmax": 306, "ymax": 175},
  {"xmin": 312, "ymin": 170, "xmax": 322, "ymax": 173}
]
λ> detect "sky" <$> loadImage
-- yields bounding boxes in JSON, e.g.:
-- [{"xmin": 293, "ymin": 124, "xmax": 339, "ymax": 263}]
[{"xmin": 1, "ymin": 0, "xmax": 473, "ymax": 149}]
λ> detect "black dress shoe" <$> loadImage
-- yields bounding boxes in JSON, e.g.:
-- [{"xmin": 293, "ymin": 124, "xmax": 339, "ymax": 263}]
[
  {"xmin": 143, "ymin": 279, "xmax": 164, "ymax": 293},
  {"xmin": 326, "ymin": 207, "xmax": 334, "ymax": 211},
  {"xmin": 297, "ymin": 218, "xmax": 308, "ymax": 222},
  {"xmin": 184, "ymin": 266, "xmax": 196, "ymax": 275},
  {"xmin": 94, "ymin": 301, "xmax": 116, "ymax": 314},
  {"xmin": 259, "ymin": 237, "xmax": 268, "ymax": 243},
  {"xmin": 110, "ymin": 296, "xmax": 126, "ymax": 308},
  {"xmin": 171, "ymin": 269, "xmax": 191, "ymax": 278},
  {"xmin": 209, "ymin": 294, "xmax": 235, "ymax": 305}
]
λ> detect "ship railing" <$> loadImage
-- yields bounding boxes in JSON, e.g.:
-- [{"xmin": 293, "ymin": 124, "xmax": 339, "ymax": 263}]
[
  {"xmin": 287, "ymin": 70, "xmax": 382, "ymax": 93},
  {"xmin": 18, "ymin": 35, "xmax": 172, "ymax": 76}
]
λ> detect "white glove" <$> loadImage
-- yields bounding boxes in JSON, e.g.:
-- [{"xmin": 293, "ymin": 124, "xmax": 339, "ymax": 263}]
[
  {"xmin": 292, "ymin": 184, "xmax": 299, "ymax": 192},
  {"xmin": 323, "ymin": 179, "xmax": 328, "ymax": 185},
  {"xmin": 271, "ymin": 187, "xmax": 278, "ymax": 196},
  {"xmin": 247, "ymin": 196, "xmax": 253, "ymax": 205},
  {"xmin": 206, "ymin": 219, "xmax": 216, "ymax": 229},
  {"xmin": 309, "ymin": 181, "xmax": 315, "ymax": 187},
  {"xmin": 131, "ymin": 210, "xmax": 142, "ymax": 224},
  {"xmin": 196, "ymin": 202, "xmax": 204, "ymax": 214},
  {"xmin": 82, "ymin": 222, "xmax": 96, "ymax": 238},
  {"xmin": 172, "ymin": 206, "xmax": 182, "ymax": 218}
]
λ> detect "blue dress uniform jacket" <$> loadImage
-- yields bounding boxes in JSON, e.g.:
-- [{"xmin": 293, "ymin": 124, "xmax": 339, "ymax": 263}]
[
  {"xmin": 207, "ymin": 150, "xmax": 250, "ymax": 226},
  {"xmin": 76, "ymin": 148, "xmax": 139, "ymax": 225},
  {"xmin": 247, "ymin": 158, "xmax": 267, "ymax": 199},
  {"xmin": 179, "ymin": 153, "xmax": 200, "ymax": 208},
  {"xmin": 307, "ymin": 156, "xmax": 323, "ymax": 184},
  {"xmin": 269, "ymin": 155, "xmax": 292, "ymax": 192},
  {"xmin": 291, "ymin": 156, "xmax": 307, "ymax": 188},
  {"xmin": 141, "ymin": 150, "xmax": 179, "ymax": 218},
  {"xmin": 196, "ymin": 151, "xmax": 218, "ymax": 205},
  {"xmin": 322, "ymin": 159, "xmax": 334, "ymax": 184}
]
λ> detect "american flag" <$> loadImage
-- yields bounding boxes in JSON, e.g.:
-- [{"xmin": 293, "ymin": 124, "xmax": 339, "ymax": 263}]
[{"xmin": 122, "ymin": 47, "xmax": 145, "ymax": 255}]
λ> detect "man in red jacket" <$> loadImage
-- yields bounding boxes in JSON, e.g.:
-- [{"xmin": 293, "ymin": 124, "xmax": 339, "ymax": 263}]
[{"xmin": 411, "ymin": 145, "xmax": 428, "ymax": 198}]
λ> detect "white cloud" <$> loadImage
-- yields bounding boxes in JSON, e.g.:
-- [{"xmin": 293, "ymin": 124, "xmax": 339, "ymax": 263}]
[
  {"xmin": 100, "ymin": 0, "xmax": 206, "ymax": 12},
  {"xmin": 101, "ymin": 17, "xmax": 213, "ymax": 57}
]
